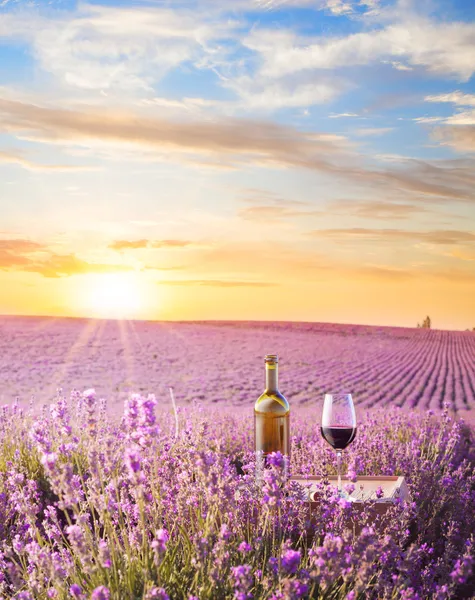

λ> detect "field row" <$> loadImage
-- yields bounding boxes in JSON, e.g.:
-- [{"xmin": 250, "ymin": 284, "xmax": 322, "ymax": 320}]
[{"xmin": 1, "ymin": 317, "xmax": 474, "ymax": 415}]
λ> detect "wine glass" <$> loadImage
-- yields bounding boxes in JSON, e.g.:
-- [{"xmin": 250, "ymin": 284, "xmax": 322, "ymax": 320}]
[{"xmin": 321, "ymin": 393, "xmax": 357, "ymax": 495}]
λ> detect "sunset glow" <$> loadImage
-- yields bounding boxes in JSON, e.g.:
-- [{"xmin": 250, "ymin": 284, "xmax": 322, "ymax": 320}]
[
  {"xmin": 0, "ymin": 0, "xmax": 474, "ymax": 329},
  {"xmin": 77, "ymin": 273, "xmax": 146, "ymax": 319}
]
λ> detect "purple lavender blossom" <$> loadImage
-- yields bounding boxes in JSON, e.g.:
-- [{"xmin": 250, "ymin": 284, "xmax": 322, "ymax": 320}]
[
  {"xmin": 450, "ymin": 555, "xmax": 474, "ymax": 585},
  {"xmin": 83, "ymin": 388, "xmax": 97, "ymax": 431},
  {"xmin": 30, "ymin": 418, "xmax": 52, "ymax": 454},
  {"xmin": 124, "ymin": 393, "xmax": 159, "ymax": 447},
  {"xmin": 50, "ymin": 391, "xmax": 72, "ymax": 435},
  {"xmin": 124, "ymin": 447, "xmax": 142, "ymax": 482},
  {"xmin": 145, "ymin": 588, "xmax": 170, "ymax": 600},
  {"xmin": 231, "ymin": 565, "xmax": 253, "ymax": 600},
  {"xmin": 344, "ymin": 482, "xmax": 355, "ymax": 495},
  {"xmin": 238, "ymin": 542, "xmax": 252, "ymax": 554},
  {"xmin": 151, "ymin": 529, "xmax": 169, "ymax": 565},
  {"xmin": 90, "ymin": 586, "xmax": 110, "ymax": 600},
  {"xmin": 66, "ymin": 525, "xmax": 91, "ymax": 569},
  {"xmin": 281, "ymin": 548, "xmax": 301, "ymax": 575},
  {"xmin": 98, "ymin": 539, "xmax": 112, "ymax": 569},
  {"xmin": 69, "ymin": 584, "xmax": 84, "ymax": 599}
]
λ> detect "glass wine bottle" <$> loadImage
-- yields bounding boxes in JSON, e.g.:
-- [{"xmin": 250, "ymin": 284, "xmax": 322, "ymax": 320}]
[{"xmin": 254, "ymin": 354, "xmax": 290, "ymax": 478}]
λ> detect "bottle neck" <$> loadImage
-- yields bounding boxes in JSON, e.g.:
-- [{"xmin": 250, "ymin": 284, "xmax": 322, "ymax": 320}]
[{"xmin": 265, "ymin": 363, "xmax": 279, "ymax": 392}]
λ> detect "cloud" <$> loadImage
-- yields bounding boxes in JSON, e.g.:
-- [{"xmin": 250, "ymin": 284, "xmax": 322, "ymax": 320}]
[
  {"xmin": 433, "ymin": 125, "xmax": 475, "ymax": 153},
  {"xmin": 329, "ymin": 112, "xmax": 359, "ymax": 118},
  {"xmin": 0, "ymin": 239, "xmax": 45, "ymax": 252},
  {"xmin": 237, "ymin": 190, "xmax": 321, "ymax": 221},
  {"xmin": 140, "ymin": 97, "xmax": 227, "ymax": 113},
  {"xmin": 384, "ymin": 61, "xmax": 413, "ymax": 71},
  {"xmin": 109, "ymin": 239, "xmax": 149, "ymax": 251},
  {"xmin": 238, "ymin": 204, "xmax": 321, "ymax": 221},
  {"xmin": 109, "ymin": 239, "xmax": 199, "ymax": 251},
  {"xmin": 252, "ymin": 0, "xmax": 375, "ymax": 15},
  {"xmin": 151, "ymin": 240, "xmax": 196, "ymax": 249},
  {"xmin": 0, "ymin": 4, "xmax": 231, "ymax": 93},
  {"xmin": 425, "ymin": 91, "xmax": 475, "ymax": 107},
  {"xmin": 448, "ymin": 247, "xmax": 475, "ymax": 261},
  {"xmin": 241, "ymin": 188, "xmax": 310, "ymax": 207},
  {"xmin": 157, "ymin": 279, "xmax": 278, "ymax": 287},
  {"xmin": 157, "ymin": 237, "xmax": 475, "ymax": 284},
  {"xmin": 328, "ymin": 200, "xmax": 433, "ymax": 220},
  {"xmin": 0, "ymin": 238, "xmax": 132, "ymax": 277},
  {"xmin": 177, "ymin": 239, "xmax": 332, "ymax": 280},
  {"xmin": 420, "ymin": 91, "xmax": 475, "ymax": 128},
  {"xmin": 0, "ymin": 238, "xmax": 47, "ymax": 270},
  {"xmin": 1, "ymin": 95, "xmax": 475, "ymax": 204},
  {"xmin": 0, "ymin": 249, "xmax": 37, "ymax": 269},
  {"xmin": 445, "ymin": 111, "xmax": 475, "ymax": 126},
  {"xmin": 323, "ymin": 0, "xmax": 354, "ymax": 15},
  {"xmin": 413, "ymin": 116, "xmax": 446, "ymax": 124},
  {"xmin": 0, "ymin": 95, "xmax": 350, "ymax": 169},
  {"xmin": 1, "ymin": 3, "xmax": 344, "ymax": 112},
  {"xmin": 309, "ymin": 228, "xmax": 475, "ymax": 245},
  {"xmin": 348, "ymin": 264, "xmax": 475, "ymax": 283},
  {"xmin": 0, "ymin": 149, "xmax": 94, "ymax": 171},
  {"xmin": 244, "ymin": 19, "xmax": 475, "ymax": 81},
  {"xmin": 223, "ymin": 74, "xmax": 344, "ymax": 110},
  {"xmin": 27, "ymin": 254, "xmax": 132, "ymax": 278},
  {"xmin": 353, "ymin": 127, "xmax": 394, "ymax": 136}
]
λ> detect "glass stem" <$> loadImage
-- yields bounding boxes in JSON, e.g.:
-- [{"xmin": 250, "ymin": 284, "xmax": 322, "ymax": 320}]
[{"xmin": 336, "ymin": 451, "xmax": 342, "ymax": 493}]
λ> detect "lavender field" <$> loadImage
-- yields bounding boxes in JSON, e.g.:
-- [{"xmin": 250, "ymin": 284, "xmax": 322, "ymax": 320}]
[
  {"xmin": 1, "ymin": 316, "xmax": 475, "ymax": 416},
  {"xmin": 1, "ymin": 389, "xmax": 474, "ymax": 599},
  {"xmin": 1, "ymin": 316, "xmax": 475, "ymax": 599}
]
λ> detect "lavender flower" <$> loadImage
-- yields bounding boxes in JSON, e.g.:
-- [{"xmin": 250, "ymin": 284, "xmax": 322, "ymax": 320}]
[
  {"xmin": 69, "ymin": 584, "xmax": 84, "ymax": 599},
  {"xmin": 66, "ymin": 525, "xmax": 91, "ymax": 570},
  {"xmin": 98, "ymin": 539, "xmax": 112, "ymax": 569},
  {"xmin": 83, "ymin": 388, "xmax": 97, "ymax": 432},
  {"xmin": 124, "ymin": 393, "xmax": 159, "ymax": 447},
  {"xmin": 90, "ymin": 587, "xmax": 110, "ymax": 600},
  {"xmin": 262, "ymin": 452, "xmax": 289, "ymax": 507},
  {"xmin": 231, "ymin": 565, "xmax": 253, "ymax": 600},
  {"xmin": 281, "ymin": 548, "xmax": 301, "ymax": 575},
  {"xmin": 124, "ymin": 446, "xmax": 144, "ymax": 485},
  {"xmin": 30, "ymin": 418, "xmax": 51, "ymax": 454},
  {"xmin": 450, "ymin": 555, "xmax": 474, "ymax": 585},
  {"xmin": 151, "ymin": 529, "xmax": 169, "ymax": 565},
  {"xmin": 238, "ymin": 542, "xmax": 252, "ymax": 554},
  {"xmin": 145, "ymin": 588, "xmax": 170, "ymax": 600}
]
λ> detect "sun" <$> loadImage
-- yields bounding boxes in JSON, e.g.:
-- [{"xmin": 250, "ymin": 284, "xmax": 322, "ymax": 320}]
[{"xmin": 79, "ymin": 272, "xmax": 148, "ymax": 319}]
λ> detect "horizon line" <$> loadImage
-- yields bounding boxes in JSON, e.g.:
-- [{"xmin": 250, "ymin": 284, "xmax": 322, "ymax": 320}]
[{"xmin": 0, "ymin": 312, "xmax": 472, "ymax": 334}]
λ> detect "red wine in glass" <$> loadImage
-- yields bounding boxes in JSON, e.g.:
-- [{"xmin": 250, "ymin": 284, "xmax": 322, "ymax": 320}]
[
  {"xmin": 321, "ymin": 425, "xmax": 357, "ymax": 450},
  {"xmin": 321, "ymin": 394, "xmax": 357, "ymax": 494}
]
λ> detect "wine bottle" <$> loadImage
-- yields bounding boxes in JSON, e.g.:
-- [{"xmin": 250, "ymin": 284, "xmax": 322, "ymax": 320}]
[{"xmin": 254, "ymin": 354, "xmax": 290, "ymax": 477}]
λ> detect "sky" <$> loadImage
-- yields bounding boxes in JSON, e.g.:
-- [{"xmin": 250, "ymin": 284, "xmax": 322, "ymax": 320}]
[{"xmin": 0, "ymin": 0, "xmax": 474, "ymax": 330}]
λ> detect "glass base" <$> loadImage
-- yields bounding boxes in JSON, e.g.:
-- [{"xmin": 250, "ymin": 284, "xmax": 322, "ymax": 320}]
[{"xmin": 337, "ymin": 489, "xmax": 358, "ymax": 501}]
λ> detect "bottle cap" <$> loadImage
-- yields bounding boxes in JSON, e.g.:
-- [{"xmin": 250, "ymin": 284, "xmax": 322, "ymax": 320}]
[{"xmin": 265, "ymin": 354, "xmax": 278, "ymax": 363}]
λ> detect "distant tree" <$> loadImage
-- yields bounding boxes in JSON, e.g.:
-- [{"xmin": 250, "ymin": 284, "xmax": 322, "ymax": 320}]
[{"xmin": 419, "ymin": 316, "xmax": 431, "ymax": 329}]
